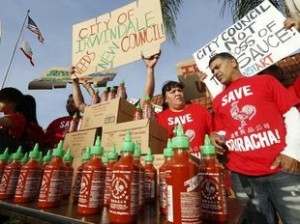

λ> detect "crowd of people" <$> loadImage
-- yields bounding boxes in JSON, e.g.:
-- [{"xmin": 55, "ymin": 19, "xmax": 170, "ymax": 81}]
[{"xmin": 0, "ymin": 12, "xmax": 299, "ymax": 224}]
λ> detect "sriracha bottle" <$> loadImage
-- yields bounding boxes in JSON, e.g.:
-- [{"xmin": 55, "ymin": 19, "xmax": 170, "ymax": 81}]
[
  {"xmin": 133, "ymin": 102, "xmax": 143, "ymax": 121},
  {"xmin": 144, "ymin": 148, "xmax": 157, "ymax": 204},
  {"xmin": 101, "ymin": 87, "xmax": 109, "ymax": 102},
  {"xmin": 0, "ymin": 148, "xmax": 10, "ymax": 181},
  {"xmin": 116, "ymin": 80, "xmax": 127, "ymax": 99},
  {"xmin": 90, "ymin": 88, "xmax": 101, "ymax": 105},
  {"xmin": 77, "ymin": 136, "xmax": 105, "ymax": 215},
  {"xmin": 142, "ymin": 95, "xmax": 152, "ymax": 119},
  {"xmin": 109, "ymin": 131, "xmax": 139, "ymax": 223},
  {"xmin": 72, "ymin": 147, "xmax": 91, "ymax": 203},
  {"xmin": 0, "ymin": 147, "xmax": 23, "ymax": 199},
  {"xmin": 103, "ymin": 144, "xmax": 118, "ymax": 207},
  {"xmin": 159, "ymin": 138, "xmax": 173, "ymax": 215},
  {"xmin": 108, "ymin": 87, "xmax": 116, "ymax": 100},
  {"xmin": 199, "ymin": 135, "xmax": 228, "ymax": 223},
  {"xmin": 62, "ymin": 149, "xmax": 74, "ymax": 199},
  {"xmin": 165, "ymin": 125, "xmax": 201, "ymax": 224},
  {"xmin": 14, "ymin": 144, "xmax": 43, "ymax": 203},
  {"xmin": 133, "ymin": 141, "xmax": 145, "ymax": 211},
  {"xmin": 37, "ymin": 140, "xmax": 66, "ymax": 208}
]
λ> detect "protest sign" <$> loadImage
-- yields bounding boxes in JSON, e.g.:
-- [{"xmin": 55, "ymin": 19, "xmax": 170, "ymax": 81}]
[
  {"xmin": 28, "ymin": 66, "xmax": 116, "ymax": 89},
  {"xmin": 176, "ymin": 59, "xmax": 207, "ymax": 102},
  {"xmin": 72, "ymin": 0, "xmax": 165, "ymax": 79},
  {"xmin": 193, "ymin": 0, "xmax": 300, "ymax": 98}
]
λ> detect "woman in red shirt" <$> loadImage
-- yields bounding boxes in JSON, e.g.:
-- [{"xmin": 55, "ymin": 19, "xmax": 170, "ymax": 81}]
[{"xmin": 0, "ymin": 87, "xmax": 26, "ymax": 153}]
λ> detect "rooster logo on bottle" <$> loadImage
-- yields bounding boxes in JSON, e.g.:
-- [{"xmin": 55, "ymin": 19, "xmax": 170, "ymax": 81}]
[{"xmin": 230, "ymin": 101, "xmax": 256, "ymax": 130}]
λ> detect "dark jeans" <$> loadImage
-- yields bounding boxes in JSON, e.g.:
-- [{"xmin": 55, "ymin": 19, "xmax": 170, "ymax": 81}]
[{"xmin": 239, "ymin": 172, "xmax": 300, "ymax": 224}]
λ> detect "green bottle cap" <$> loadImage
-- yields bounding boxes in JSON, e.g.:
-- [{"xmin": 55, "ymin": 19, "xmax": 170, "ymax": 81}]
[
  {"xmin": 107, "ymin": 144, "xmax": 118, "ymax": 161},
  {"xmin": 144, "ymin": 94, "xmax": 150, "ymax": 101},
  {"xmin": 171, "ymin": 125, "xmax": 189, "ymax": 149},
  {"xmin": 12, "ymin": 146, "xmax": 23, "ymax": 160},
  {"xmin": 133, "ymin": 141, "xmax": 141, "ymax": 158},
  {"xmin": 43, "ymin": 150, "xmax": 52, "ymax": 163},
  {"xmin": 21, "ymin": 152, "xmax": 29, "ymax": 164},
  {"xmin": 29, "ymin": 143, "xmax": 40, "ymax": 159},
  {"xmin": 52, "ymin": 140, "xmax": 65, "ymax": 157},
  {"xmin": 120, "ymin": 79, "xmax": 125, "ymax": 85},
  {"xmin": 144, "ymin": 148, "xmax": 154, "ymax": 162},
  {"xmin": 120, "ymin": 131, "xmax": 134, "ymax": 153},
  {"xmin": 102, "ymin": 153, "xmax": 108, "ymax": 164},
  {"xmin": 91, "ymin": 136, "xmax": 103, "ymax": 156},
  {"xmin": 0, "ymin": 148, "xmax": 10, "ymax": 161},
  {"xmin": 163, "ymin": 138, "xmax": 173, "ymax": 157},
  {"xmin": 136, "ymin": 102, "xmax": 142, "ymax": 110},
  {"xmin": 82, "ymin": 147, "xmax": 91, "ymax": 160},
  {"xmin": 63, "ymin": 148, "xmax": 73, "ymax": 162},
  {"xmin": 201, "ymin": 134, "xmax": 216, "ymax": 155}
]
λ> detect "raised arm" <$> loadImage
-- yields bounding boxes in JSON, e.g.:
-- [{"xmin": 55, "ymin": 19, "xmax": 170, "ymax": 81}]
[{"xmin": 140, "ymin": 50, "xmax": 161, "ymax": 107}]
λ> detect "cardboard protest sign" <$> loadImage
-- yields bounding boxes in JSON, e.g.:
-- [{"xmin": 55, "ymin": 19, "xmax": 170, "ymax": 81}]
[
  {"xmin": 176, "ymin": 59, "xmax": 207, "ymax": 102},
  {"xmin": 28, "ymin": 66, "xmax": 116, "ymax": 90},
  {"xmin": 193, "ymin": 0, "xmax": 300, "ymax": 98},
  {"xmin": 72, "ymin": 0, "xmax": 165, "ymax": 79}
]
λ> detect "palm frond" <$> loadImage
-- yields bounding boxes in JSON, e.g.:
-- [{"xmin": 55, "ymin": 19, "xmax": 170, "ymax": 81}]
[
  {"xmin": 160, "ymin": 0, "xmax": 183, "ymax": 44},
  {"xmin": 219, "ymin": 0, "xmax": 285, "ymax": 22}
]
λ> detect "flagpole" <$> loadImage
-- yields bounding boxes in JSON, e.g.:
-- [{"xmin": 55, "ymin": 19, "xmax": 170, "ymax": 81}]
[{"xmin": 1, "ymin": 9, "xmax": 30, "ymax": 89}]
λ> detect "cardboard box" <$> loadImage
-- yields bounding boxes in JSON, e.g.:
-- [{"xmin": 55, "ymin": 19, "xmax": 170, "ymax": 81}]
[
  {"xmin": 63, "ymin": 128, "xmax": 101, "ymax": 169},
  {"xmin": 80, "ymin": 98, "xmax": 136, "ymax": 130},
  {"xmin": 102, "ymin": 119, "xmax": 168, "ymax": 154}
]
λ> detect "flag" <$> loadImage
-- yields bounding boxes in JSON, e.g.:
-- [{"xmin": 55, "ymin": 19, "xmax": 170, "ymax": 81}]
[
  {"xmin": 20, "ymin": 39, "xmax": 34, "ymax": 66},
  {"xmin": 27, "ymin": 15, "xmax": 44, "ymax": 43}
]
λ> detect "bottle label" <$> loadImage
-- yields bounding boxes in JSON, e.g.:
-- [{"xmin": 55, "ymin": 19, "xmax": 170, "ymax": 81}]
[
  {"xmin": 159, "ymin": 170, "xmax": 167, "ymax": 211},
  {"xmin": 110, "ymin": 169, "xmax": 138, "ymax": 216},
  {"xmin": 15, "ymin": 169, "xmax": 42, "ymax": 199},
  {"xmin": 38, "ymin": 169, "xmax": 64, "ymax": 203},
  {"xmin": 200, "ymin": 172, "xmax": 227, "ymax": 215},
  {"xmin": 167, "ymin": 185, "xmax": 174, "ymax": 222},
  {"xmin": 78, "ymin": 170, "xmax": 105, "ymax": 208}
]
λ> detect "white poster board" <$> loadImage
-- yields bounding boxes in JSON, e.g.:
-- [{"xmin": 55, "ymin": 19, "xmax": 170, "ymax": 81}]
[
  {"xmin": 72, "ymin": 0, "xmax": 165, "ymax": 79},
  {"xmin": 193, "ymin": 0, "xmax": 300, "ymax": 98}
]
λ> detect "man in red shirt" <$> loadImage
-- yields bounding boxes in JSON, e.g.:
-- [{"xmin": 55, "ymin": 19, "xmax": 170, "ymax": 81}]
[
  {"xmin": 44, "ymin": 94, "xmax": 79, "ymax": 149},
  {"xmin": 209, "ymin": 52, "xmax": 300, "ymax": 224}
]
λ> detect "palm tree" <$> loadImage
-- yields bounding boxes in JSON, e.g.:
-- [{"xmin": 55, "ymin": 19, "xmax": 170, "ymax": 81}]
[
  {"xmin": 219, "ymin": 0, "xmax": 287, "ymax": 22},
  {"xmin": 160, "ymin": 0, "xmax": 183, "ymax": 44}
]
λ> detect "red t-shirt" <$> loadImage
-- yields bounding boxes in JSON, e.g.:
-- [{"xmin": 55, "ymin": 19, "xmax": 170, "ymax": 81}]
[
  {"xmin": 1, "ymin": 113, "xmax": 26, "ymax": 139},
  {"xmin": 289, "ymin": 75, "xmax": 300, "ymax": 98},
  {"xmin": 44, "ymin": 116, "xmax": 72, "ymax": 149},
  {"xmin": 213, "ymin": 75, "xmax": 300, "ymax": 176},
  {"xmin": 156, "ymin": 103, "xmax": 213, "ymax": 158}
]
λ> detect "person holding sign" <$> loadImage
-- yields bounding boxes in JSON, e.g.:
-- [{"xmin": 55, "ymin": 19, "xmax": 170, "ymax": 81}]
[
  {"xmin": 209, "ymin": 52, "xmax": 300, "ymax": 224},
  {"xmin": 284, "ymin": 0, "xmax": 300, "ymax": 31},
  {"xmin": 70, "ymin": 51, "xmax": 161, "ymax": 112}
]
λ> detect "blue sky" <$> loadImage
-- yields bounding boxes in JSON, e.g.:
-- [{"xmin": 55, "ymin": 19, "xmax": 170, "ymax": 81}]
[{"xmin": 0, "ymin": 0, "xmax": 233, "ymax": 128}]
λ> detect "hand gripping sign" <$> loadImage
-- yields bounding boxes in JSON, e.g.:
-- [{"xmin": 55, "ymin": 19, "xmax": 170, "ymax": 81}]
[{"xmin": 193, "ymin": 0, "xmax": 300, "ymax": 98}]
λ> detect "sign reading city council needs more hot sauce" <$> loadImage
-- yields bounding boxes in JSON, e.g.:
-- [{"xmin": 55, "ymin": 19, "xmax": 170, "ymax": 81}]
[
  {"xmin": 71, "ymin": 0, "xmax": 165, "ymax": 79},
  {"xmin": 193, "ymin": 0, "xmax": 300, "ymax": 98}
]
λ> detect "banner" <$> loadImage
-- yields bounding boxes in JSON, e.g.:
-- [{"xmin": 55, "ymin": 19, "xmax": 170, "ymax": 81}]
[
  {"xmin": 72, "ymin": 0, "xmax": 165, "ymax": 79},
  {"xmin": 193, "ymin": 0, "xmax": 300, "ymax": 98},
  {"xmin": 28, "ymin": 67, "xmax": 116, "ymax": 89}
]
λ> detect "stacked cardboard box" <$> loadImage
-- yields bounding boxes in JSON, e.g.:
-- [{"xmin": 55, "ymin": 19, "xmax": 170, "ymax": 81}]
[{"xmin": 63, "ymin": 97, "xmax": 168, "ymax": 170}]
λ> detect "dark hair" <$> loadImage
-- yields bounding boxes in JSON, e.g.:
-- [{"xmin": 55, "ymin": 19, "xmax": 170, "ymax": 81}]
[
  {"xmin": 66, "ymin": 94, "xmax": 79, "ymax": 116},
  {"xmin": 161, "ymin": 81, "xmax": 184, "ymax": 110},
  {"xmin": 0, "ymin": 87, "xmax": 24, "ymax": 112},
  {"xmin": 23, "ymin": 94, "xmax": 39, "ymax": 124},
  {"xmin": 208, "ymin": 52, "xmax": 237, "ymax": 67}
]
